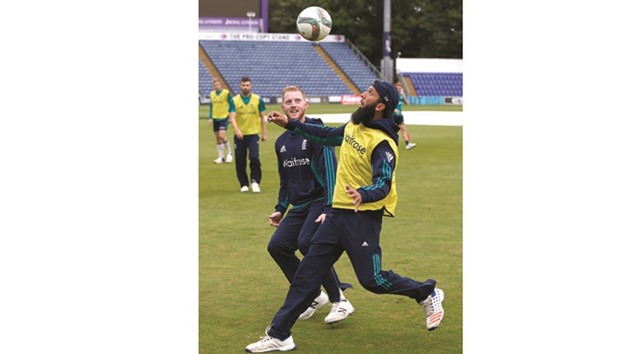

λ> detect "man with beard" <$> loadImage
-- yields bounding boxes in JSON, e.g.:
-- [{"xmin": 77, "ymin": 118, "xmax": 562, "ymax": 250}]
[
  {"xmin": 229, "ymin": 76, "xmax": 267, "ymax": 193},
  {"xmin": 245, "ymin": 81, "xmax": 445, "ymax": 353}
]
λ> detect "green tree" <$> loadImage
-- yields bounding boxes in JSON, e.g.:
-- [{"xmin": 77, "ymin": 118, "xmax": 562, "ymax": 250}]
[{"xmin": 268, "ymin": 0, "xmax": 462, "ymax": 67}]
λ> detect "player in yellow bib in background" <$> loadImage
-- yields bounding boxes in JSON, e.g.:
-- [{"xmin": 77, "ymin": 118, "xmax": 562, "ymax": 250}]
[
  {"xmin": 229, "ymin": 77, "xmax": 267, "ymax": 193},
  {"xmin": 209, "ymin": 78, "xmax": 234, "ymax": 164}
]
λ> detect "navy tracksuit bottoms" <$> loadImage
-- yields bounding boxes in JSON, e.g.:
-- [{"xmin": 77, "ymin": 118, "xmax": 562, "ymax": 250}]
[
  {"xmin": 268, "ymin": 209, "xmax": 437, "ymax": 340},
  {"xmin": 234, "ymin": 134, "xmax": 261, "ymax": 187},
  {"xmin": 267, "ymin": 199, "xmax": 350, "ymax": 303}
]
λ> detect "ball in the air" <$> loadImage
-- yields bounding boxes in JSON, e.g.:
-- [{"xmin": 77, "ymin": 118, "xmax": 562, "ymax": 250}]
[{"xmin": 296, "ymin": 6, "xmax": 332, "ymax": 41}]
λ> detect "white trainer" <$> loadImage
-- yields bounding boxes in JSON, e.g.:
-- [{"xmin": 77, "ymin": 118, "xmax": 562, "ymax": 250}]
[
  {"xmin": 420, "ymin": 288, "xmax": 445, "ymax": 331},
  {"xmin": 213, "ymin": 157, "xmax": 224, "ymax": 164},
  {"xmin": 298, "ymin": 291, "xmax": 329, "ymax": 320},
  {"xmin": 251, "ymin": 181, "xmax": 261, "ymax": 193},
  {"xmin": 324, "ymin": 298, "xmax": 355, "ymax": 324},
  {"xmin": 225, "ymin": 154, "xmax": 233, "ymax": 163},
  {"xmin": 406, "ymin": 142, "xmax": 416, "ymax": 150},
  {"xmin": 240, "ymin": 186, "xmax": 249, "ymax": 193},
  {"xmin": 245, "ymin": 335, "xmax": 295, "ymax": 353}
]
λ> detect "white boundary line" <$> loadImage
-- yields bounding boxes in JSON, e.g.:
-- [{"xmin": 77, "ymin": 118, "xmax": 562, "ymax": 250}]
[{"xmin": 317, "ymin": 111, "xmax": 463, "ymax": 126}]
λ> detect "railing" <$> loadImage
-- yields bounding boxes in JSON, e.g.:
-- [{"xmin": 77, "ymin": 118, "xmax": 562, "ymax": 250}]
[{"xmin": 344, "ymin": 38, "xmax": 386, "ymax": 82}]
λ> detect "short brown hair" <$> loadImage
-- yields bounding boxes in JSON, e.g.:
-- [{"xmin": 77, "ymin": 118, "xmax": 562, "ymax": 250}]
[{"xmin": 281, "ymin": 85, "xmax": 306, "ymax": 99}]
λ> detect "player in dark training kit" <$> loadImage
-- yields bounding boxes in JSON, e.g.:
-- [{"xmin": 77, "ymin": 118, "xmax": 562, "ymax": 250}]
[
  {"xmin": 245, "ymin": 81, "xmax": 445, "ymax": 353},
  {"xmin": 267, "ymin": 85, "xmax": 354, "ymax": 324}
]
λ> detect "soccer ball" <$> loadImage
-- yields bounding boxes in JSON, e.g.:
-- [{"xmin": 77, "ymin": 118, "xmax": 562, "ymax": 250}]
[{"xmin": 296, "ymin": 6, "xmax": 332, "ymax": 41}]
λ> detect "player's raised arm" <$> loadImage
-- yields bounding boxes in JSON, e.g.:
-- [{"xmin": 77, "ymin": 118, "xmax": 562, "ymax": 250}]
[{"xmin": 268, "ymin": 111, "xmax": 346, "ymax": 146}]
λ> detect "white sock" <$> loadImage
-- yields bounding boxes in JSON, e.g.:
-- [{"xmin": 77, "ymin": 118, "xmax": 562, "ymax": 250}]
[
  {"xmin": 224, "ymin": 140, "xmax": 232, "ymax": 156},
  {"xmin": 216, "ymin": 143, "xmax": 225, "ymax": 158}
]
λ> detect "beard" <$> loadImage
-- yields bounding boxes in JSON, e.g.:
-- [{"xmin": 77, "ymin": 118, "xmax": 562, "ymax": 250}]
[{"xmin": 350, "ymin": 101, "xmax": 378, "ymax": 125}]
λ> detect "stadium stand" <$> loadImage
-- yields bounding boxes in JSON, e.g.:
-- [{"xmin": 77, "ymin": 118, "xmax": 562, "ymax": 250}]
[
  {"xmin": 198, "ymin": 58, "xmax": 213, "ymax": 96},
  {"xmin": 199, "ymin": 39, "xmax": 380, "ymax": 98},
  {"xmin": 198, "ymin": 38, "xmax": 462, "ymax": 103},
  {"xmin": 403, "ymin": 72, "xmax": 463, "ymax": 97},
  {"xmin": 319, "ymin": 41, "xmax": 381, "ymax": 93}
]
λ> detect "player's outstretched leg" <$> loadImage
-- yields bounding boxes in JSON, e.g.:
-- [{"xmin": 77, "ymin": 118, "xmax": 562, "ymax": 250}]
[{"xmin": 418, "ymin": 287, "xmax": 445, "ymax": 330}]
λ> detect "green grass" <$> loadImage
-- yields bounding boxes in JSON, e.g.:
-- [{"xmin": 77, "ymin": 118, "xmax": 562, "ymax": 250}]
[{"xmin": 199, "ymin": 115, "xmax": 462, "ymax": 353}]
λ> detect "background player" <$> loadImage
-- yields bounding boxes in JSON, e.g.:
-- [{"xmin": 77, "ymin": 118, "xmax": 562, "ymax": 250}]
[
  {"xmin": 394, "ymin": 82, "xmax": 416, "ymax": 149},
  {"xmin": 229, "ymin": 77, "xmax": 267, "ymax": 193},
  {"xmin": 209, "ymin": 78, "xmax": 234, "ymax": 163}
]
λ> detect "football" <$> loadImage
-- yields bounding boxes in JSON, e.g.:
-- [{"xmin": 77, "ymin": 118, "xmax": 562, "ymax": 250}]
[{"xmin": 296, "ymin": 6, "xmax": 332, "ymax": 41}]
